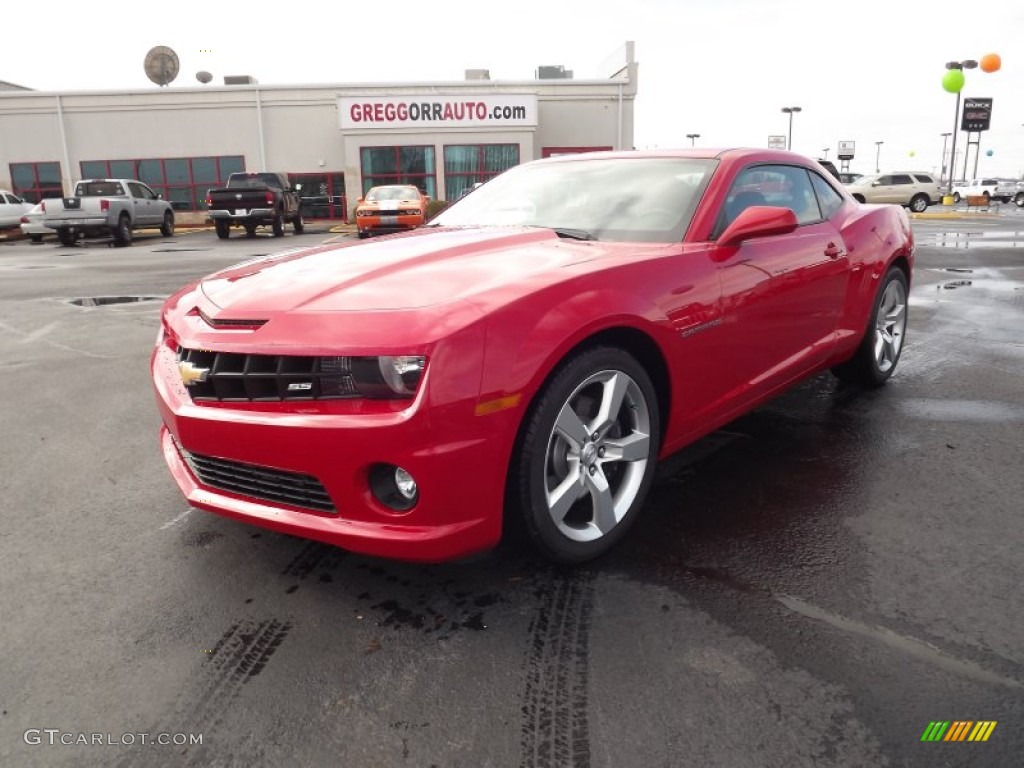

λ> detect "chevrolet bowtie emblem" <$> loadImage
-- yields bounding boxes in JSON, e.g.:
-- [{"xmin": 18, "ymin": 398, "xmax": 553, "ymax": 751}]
[{"xmin": 178, "ymin": 360, "xmax": 210, "ymax": 386}]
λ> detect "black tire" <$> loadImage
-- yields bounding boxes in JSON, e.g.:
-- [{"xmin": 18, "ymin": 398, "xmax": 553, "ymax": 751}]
[
  {"xmin": 272, "ymin": 211, "xmax": 285, "ymax": 237},
  {"xmin": 832, "ymin": 265, "xmax": 909, "ymax": 388},
  {"xmin": 909, "ymin": 194, "xmax": 929, "ymax": 213},
  {"xmin": 953, "ymin": 192, "xmax": 961, "ymax": 203},
  {"xmin": 160, "ymin": 211, "xmax": 174, "ymax": 237},
  {"xmin": 57, "ymin": 229, "xmax": 77, "ymax": 246},
  {"xmin": 510, "ymin": 346, "xmax": 661, "ymax": 564},
  {"xmin": 215, "ymin": 220, "xmax": 230, "ymax": 239},
  {"xmin": 244, "ymin": 223, "xmax": 257, "ymax": 237},
  {"xmin": 30, "ymin": 234, "xmax": 43, "ymax": 243},
  {"xmin": 357, "ymin": 231, "xmax": 369, "ymax": 239},
  {"xmin": 292, "ymin": 213, "xmax": 304, "ymax": 234},
  {"xmin": 1015, "ymin": 192, "xmax": 1024, "ymax": 208},
  {"xmin": 112, "ymin": 214, "xmax": 132, "ymax": 247}
]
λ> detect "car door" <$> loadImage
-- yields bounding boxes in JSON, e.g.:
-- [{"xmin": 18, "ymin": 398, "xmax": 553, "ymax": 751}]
[
  {"xmin": 140, "ymin": 182, "xmax": 164, "ymax": 224},
  {"xmin": 711, "ymin": 164, "xmax": 850, "ymax": 404}
]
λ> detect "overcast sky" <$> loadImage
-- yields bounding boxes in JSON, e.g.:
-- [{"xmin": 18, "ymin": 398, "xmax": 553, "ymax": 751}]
[{"xmin": 5, "ymin": 0, "xmax": 1023, "ymax": 178}]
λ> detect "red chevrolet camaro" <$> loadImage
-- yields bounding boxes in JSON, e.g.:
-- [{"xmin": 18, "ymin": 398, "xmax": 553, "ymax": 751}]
[{"xmin": 152, "ymin": 149, "xmax": 913, "ymax": 564}]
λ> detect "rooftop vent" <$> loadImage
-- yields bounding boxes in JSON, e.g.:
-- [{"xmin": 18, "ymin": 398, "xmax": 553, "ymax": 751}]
[
  {"xmin": 536, "ymin": 65, "xmax": 573, "ymax": 80},
  {"xmin": 223, "ymin": 75, "xmax": 259, "ymax": 85},
  {"xmin": 465, "ymin": 69, "xmax": 491, "ymax": 81}
]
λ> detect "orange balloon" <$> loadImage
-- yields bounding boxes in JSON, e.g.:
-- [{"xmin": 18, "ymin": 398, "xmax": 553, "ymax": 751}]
[{"xmin": 980, "ymin": 53, "xmax": 1001, "ymax": 73}]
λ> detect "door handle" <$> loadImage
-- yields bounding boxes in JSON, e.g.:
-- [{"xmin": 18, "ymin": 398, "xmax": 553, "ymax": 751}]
[{"xmin": 824, "ymin": 242, "xmax": 844, "ymax": 259}]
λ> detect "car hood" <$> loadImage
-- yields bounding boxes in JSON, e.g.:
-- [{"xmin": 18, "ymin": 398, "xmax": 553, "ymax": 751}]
[{"xmin": 198, "ymin": 227, "xmax": 628, "ymax": 313}]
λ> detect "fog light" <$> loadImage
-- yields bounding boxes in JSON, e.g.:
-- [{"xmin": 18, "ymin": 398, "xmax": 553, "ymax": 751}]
[
  {"xmin": 394, "ymin": 467, "xmax": 417, "ymax": 500},
  {"xmin": 369, "ymin": 463, "xmax": 419, "ymax": 512}
]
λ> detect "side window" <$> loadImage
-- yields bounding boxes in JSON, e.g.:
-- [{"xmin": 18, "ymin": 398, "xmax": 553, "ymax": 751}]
[
  {"xmin": 127, "ymin": 182, "xmax": 145, "ymax": 198},
  {"xmin": 809, "ymin": 172, "xmax": 844, "ymax": 220},
  {"xmin": 914, "ymin": 174, "xmax": 934, "ymax": 184},
  {"xmin": 140, "ymin": 184, "xmax": 157, "ymax": 200},
  {"xmin": 718, "ymin": 163, "xmax": 822, "ymax": 232},
  {"xmin": 891, "ymin": 175, "xmax": 914, "ymax": 185},
  {"xmin": 876, "ymin": 175, "xmax": 895, "ymax": 185}
]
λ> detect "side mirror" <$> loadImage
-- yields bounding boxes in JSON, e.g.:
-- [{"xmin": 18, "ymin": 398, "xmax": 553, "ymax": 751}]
[
  {"xmin": 716, "ymin": 206, "xmax": 799, "ymax": 251},
  {"xmin": 357, "ymin": 197, "xmax": 364, "ymax": 204},
  {"xmin": 871, "ymin": 181, "xmax": 881, "ymax": 187},
  {"xmin": 157, "ymin": 193, "xmax": 163, "ymax": 199}
]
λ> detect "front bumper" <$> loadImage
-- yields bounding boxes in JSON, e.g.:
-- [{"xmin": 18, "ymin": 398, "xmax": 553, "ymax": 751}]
[{"xmin": 151, "ymin": 340, "xmax": 510, "ymax": 563}]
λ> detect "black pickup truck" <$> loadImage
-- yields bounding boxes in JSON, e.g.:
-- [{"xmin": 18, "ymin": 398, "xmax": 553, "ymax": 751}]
[{"xmin": 206, "ymin": 172, "xmax": 303, "ymax": 239}]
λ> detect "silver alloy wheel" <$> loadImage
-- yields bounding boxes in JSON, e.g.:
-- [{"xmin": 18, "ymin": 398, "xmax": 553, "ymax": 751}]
[
  {"xmin": 874, "ymin": 278, "xmax": 907, "ymax": 372},
  {"xmin": 543, "ymin": 369, "xmax": 652, "ymax": 543}
]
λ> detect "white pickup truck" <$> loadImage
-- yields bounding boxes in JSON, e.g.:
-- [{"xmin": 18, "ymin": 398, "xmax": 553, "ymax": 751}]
[
  {"xmin": 952, "ymin": 178, "xmax": 1019, "ymax": 203},
  {"xmin": 41, "ymin": 178, "xmax": 175, "ymax": 246}
]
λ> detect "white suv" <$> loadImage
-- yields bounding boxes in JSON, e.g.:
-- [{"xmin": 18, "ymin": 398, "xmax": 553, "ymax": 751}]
[
  {"xmin": 953, "ymin": 178, "xmax": 1018, "ymax": 203},
  {"xmin": 845, "ymin": 172, "xmax": 941, "ymax": 213}
]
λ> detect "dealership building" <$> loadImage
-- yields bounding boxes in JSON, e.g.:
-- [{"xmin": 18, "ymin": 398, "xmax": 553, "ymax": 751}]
[{"xmin": 0, "ymin": 44, "xmax": 637, "ymax": 221}]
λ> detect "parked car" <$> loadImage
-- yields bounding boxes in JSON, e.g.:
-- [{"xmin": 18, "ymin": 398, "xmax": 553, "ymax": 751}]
[
  {"xmin": 953, "ymin": 178, "xmax": 1019, "ymax": 203},
  {"xmin": 839, "ymin": 172, "xmax": 863, "ymax": 185},
  {"xmin": 206, "ymin": 172, "xmax": 303, "ymax": 239},
  {"xmin": 355, "ymin": 184, "xmax": 429, "ymax": 238},
  {"xmin": 1015, "ymin": 181, "xmax": 1024, "ymax": 207},
  {"xmin": 845, "ymin": 172, "xmax": 941, "ymax": 212},
  {"xmin": 19, "ymin": 203, "xmax": 51, "ymax": 242},
  {"xmin": 0, "ymin": 189, "xmax": 33, "ymax": 229},
  {"xmin": 41, "ymin": 179, "xmax": 174, "ymax": 246},
  {"xmin": 153, "ymin": 148, "xmax": 914, "ymax": 565}
]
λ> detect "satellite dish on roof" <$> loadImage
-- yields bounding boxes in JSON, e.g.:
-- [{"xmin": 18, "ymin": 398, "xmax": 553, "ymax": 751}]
[
  {"xmin": 144, "ymin": 46, "xmax": 180, "ymax": 86},
  {"xmin": 196, "ymin": 71, "xmax": 213, "ymax": 84}
]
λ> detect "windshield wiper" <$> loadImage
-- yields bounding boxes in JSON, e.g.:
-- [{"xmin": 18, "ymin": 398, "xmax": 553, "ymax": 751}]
[{"xmin": 550, "ymin": 227, "xmax": 598, "ymax": 241}]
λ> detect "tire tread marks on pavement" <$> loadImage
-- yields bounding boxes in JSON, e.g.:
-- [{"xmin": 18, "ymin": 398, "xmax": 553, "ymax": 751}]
[{"xmin": 520, "ymin": 571, "xmax": 595, "ymax": 768}]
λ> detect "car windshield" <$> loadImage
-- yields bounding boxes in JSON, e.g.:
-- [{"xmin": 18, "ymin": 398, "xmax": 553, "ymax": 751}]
[
  {"xmin": 430, "ymin": 156, "xmax": 717, "ymax": 243},
  {"xmin": 365, "ymin": 186, "xmax": 420, "ymax": 201}
]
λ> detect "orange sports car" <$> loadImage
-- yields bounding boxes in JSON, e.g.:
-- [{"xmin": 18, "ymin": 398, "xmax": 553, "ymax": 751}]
[{"xmin": 355, "ymin": 184, "xmax": 429, "ymax": 238}]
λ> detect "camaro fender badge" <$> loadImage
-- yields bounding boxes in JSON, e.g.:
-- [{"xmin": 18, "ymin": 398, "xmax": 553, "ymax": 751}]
[
  {"xmin": 178, "ymin": 360, "xmax": 210, "ymax": 386},
  {"xmin": 679, "ymin": 317, "xmax": 723, "ymax": 338}
]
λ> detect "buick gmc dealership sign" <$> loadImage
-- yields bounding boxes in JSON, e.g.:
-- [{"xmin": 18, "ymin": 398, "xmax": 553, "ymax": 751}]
[{"xmin": 339, "ymin": 95, "xmax": 538, "ymax": 129}]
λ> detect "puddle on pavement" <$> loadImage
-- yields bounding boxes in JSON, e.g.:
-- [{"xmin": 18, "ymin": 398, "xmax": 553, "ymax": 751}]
[
  {"xmin": 939, "ymin": 280, "xmax": 972, "ymax": 290},
  {"xmin": 151, "ymin": 248, "xmax": 212, "ymax": 253},
  {"xmin": 67, "ymin": 296, "xmax": 165, "ymax": 307},
  {"xmin": 899, "ymin": 398, "xmax": 1024, "ymax": 423}
]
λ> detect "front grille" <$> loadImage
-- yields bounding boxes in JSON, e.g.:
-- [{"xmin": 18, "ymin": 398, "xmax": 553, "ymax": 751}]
[
  {"xmin": 178, "ymin": 348, "xmax": 361, "ymax": 402},
  {"xmin": 177, "ymin": 442, "xmax": 335, "ymax": 513}
]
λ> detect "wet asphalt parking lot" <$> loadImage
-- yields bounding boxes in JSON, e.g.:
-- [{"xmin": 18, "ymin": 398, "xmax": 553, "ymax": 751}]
[{"xmin": 1, "ymin": 210, "xmax": 1022, "ymax": 768}]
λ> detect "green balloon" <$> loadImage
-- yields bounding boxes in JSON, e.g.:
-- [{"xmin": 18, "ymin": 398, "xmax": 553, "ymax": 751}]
[{"xmin": 942, "ymin": 69, "xmax": 965, "ymax": 93}]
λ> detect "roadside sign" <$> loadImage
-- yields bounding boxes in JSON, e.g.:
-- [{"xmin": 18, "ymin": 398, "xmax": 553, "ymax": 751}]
[
  {"xmin": 838, "ymin": 141, "xmax": 855, "ymax": 160},
  {"xmin": 768, "ymin": 135, "xmax": 787, "ymax": 149},
  {"xmin": 961, "ymin": 98, "xmax": 993, "ymax": 132}
]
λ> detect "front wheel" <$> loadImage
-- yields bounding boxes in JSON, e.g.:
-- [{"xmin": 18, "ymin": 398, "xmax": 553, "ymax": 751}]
[
  {"xmin": 832, "ymin": 266, "xmax": 909, "ymax": 388},
  {"xmin": 909, "ymin": 194, "xmax": 929, "ymax": 213},
  {"xmin": 511, "ymin": 346, "xmax": 660, "ymax": 564},
  {"xmin": 292, "ymin": 213, "xmax": 304, "ymax": 233},
  {"xmin": 1015, "ymin": 192, "xmax": 1024, "ymax": 208},
  {"xmin": 953, "ymin": 192, "xmax": 961, "ymax": 203},
  {"xmin": 160, "ymin": 211, "xmax": 174, "ymax": 237},
  {"xmin": 30, "ymin": 234, "xmax": 43, "ymax": 243}
]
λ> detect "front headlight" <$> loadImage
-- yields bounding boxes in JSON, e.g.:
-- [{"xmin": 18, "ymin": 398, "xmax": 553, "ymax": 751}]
[{"xmin": 320, "ymin": 355, "xmax": 427, "ymax": 399}]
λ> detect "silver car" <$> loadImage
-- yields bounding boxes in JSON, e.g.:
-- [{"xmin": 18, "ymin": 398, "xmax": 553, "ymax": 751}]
[{"xmin": 845, "ymin": 172, "xmax": 941, "ymax": 213}]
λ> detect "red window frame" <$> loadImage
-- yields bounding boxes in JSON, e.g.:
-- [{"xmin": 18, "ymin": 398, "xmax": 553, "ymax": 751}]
[
  {"xmin": 9, "ymin": 161, "xmax": 64, "ymax": 203},
  {"xmin": 359, "ymin": 145, "xmax": 437, "ymax": 199},
  {"xmin": 78, "ymin": 156, "xmax": 244, "ymax": 211},
  {"xmin": 442, "ymin": 143, "xmax": 520, "ymax": 200}
]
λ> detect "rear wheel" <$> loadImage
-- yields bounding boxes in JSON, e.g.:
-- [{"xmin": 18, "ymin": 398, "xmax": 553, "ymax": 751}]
[
  {"xmin": 909, "ymin": 194, "xmax": 929, "ymax": 213},
  {"xmin": 160, "ymin": 211, "xmax": 174, "ymax": 237},
  {"xmin": 511, "ymin": 346, "xmax": 660, "ymax": 564},
  {"xmin": 30, "ymin": 234, "xmax": 43, "ymax": 243},
  {"xmin": 292, "ymin": 213, "xmax": 304, "ymax": 233},
  {"xmin": 214, "ymin": 220, "xmax": 230, "ymax": 239},
  {"xmin": 112, "ymin": 214, "xmax": 132, "ymax": 247},
  {"xmin": 832, "ymin": 266, "xmax": 908, "ymax": 388},
  {"xmin": 953, "ymin": 192, "xmax": 962, "ymax": 203},
  {"xmin": 1015, "ymin": 192, "xmax": 1024, "ymax": 208},
  {"xmin": 272, "ymin": 211, "xmax": 285, "ymax": 237},
  {"xmin": 57, "ymin": 229, "xmax": 77, "ymax": 246}
]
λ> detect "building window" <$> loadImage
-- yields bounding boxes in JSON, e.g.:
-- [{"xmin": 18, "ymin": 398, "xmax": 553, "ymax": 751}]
[
  {"xmin": 443, "ymin": 144, "xmax": 520, "ymax": 201},
  {"xmin": 9, "ymin": 162, "xmax": 63, "ymax": 203},
  {"xmin": 78, "ymin": 155, "xmax": 245, "ymax": 210},
  {"xmin": 360, "ymin": 146, "xmax": 436, "ymax": 198}
]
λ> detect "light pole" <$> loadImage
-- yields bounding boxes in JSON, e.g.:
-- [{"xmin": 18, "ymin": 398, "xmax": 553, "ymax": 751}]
[
  {"xmin": 944, "ymin": 59, "xmax": 978, "ymax": 185},
  {"xmin": 875, "ymin": 141, "xmax": 884, "ymax": 173},
  {"xmin": 686, "ymin": 133, "xmax": 700, "ymax": 147},
  {"xmin": 940, "ymin": 132, "xmax": 952, "ymax": 186},
  {"xmin": 781, "ymin": 107, "xmax": 802, "ymax": 150}
]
